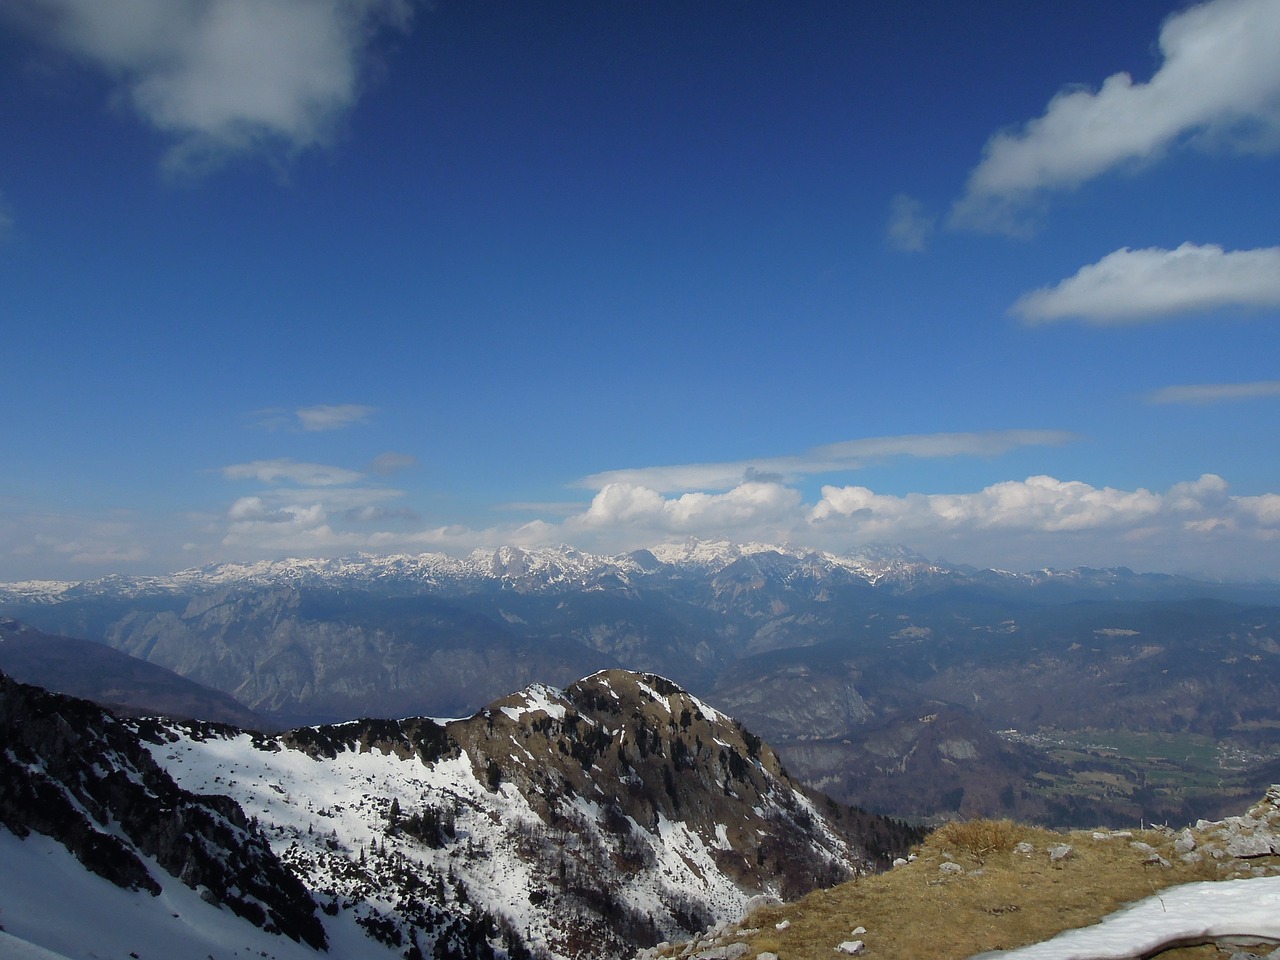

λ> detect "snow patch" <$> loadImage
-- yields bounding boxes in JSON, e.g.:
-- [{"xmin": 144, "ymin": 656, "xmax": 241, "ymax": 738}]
[{"xmin": 974, "ymin": 876, "xmax": 1280, "ymax": 959}]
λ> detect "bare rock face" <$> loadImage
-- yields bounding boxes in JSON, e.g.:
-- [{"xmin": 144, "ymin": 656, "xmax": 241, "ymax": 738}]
[
  {"xmin": 0, "ymin": 672, "xmax": 326, "ymax": 950},
  {"xmin": 1195, "ymin": 785, "xmax": 1280, "ymax": 861},
  {"xmin": 451, "ymin": 670, "xmax": 913, "ymax": 899}
]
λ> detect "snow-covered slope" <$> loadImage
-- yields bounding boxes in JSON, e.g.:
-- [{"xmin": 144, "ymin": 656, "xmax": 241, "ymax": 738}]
[
  {"xmin": 0, "ymin": 666, "xmax": 911, "ymax": 960},
  {"xmin": 131, "ymin": 668, "xmax": 903, "ymax": 960},
  {"xmin": 0, "ymin": 828, "xmax": 401, "ymax": 960}
]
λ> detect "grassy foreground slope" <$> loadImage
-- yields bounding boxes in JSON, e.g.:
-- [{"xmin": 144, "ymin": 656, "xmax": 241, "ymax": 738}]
[{"xmin": 649, "ymin": 789, "xmax": 1280, "ymax": 960}]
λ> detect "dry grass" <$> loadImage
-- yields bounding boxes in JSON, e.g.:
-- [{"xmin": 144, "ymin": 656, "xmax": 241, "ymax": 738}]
[
  {"xmin": 660, "ymin": 820, "xmax": 1270, "ymax": 960},
  {"xmin": 929, "ymin": 819, "xmax": 1029, "ymax": 864}
]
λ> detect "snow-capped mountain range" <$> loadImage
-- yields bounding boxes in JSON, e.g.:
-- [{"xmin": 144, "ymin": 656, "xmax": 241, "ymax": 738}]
[
  {"xmin": 0, "ymin": 540, "xmax": 954, "ymax": 603},
  {"xmin": 5, "ymin": 537, "xmax": 1270, "ymax": 610}
]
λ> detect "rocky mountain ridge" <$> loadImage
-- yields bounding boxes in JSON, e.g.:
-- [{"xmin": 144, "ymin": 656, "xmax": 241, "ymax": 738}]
[
  {"xmin": 0, "ymin": 672, "xmax": 326, "ymax": 950},
  {"xmin": 0, "ymin": 667, "xmax": 917, "ymax": 960}
]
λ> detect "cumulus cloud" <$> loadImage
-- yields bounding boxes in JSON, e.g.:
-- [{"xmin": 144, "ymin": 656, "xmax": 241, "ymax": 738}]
[
  {"xmin": 8, "ymin": 0, "xmax": 415, "ymax": 173},
  {"xmin": 539, "ymin": 472, "xmax": 1280, "ymax": 576},
  {"xmin": 575, "ymin": 482, "xmax": 803, "ymax": 535},
  {"xmin": 886, "ymin": 194, "xmax": 935, "ymax": 252},
  {"xmin": 951, "ymin": 0, "xmax": 1280, "ymax": 232},
  {"xmin": 222, "ymin": 458, "xmax": 364, "ymax": 486},
  {"xmin": 1147, "ymin": 380, "xmax": 1280, "ymax": 405},
  {"xmin": 574, "ymin": 430, "xmax": 1075, "ymax": 494},
  {"xmin": 1012, "ymin": 244, "xmax": 1280, "ymax": 323},
  {"xmin": 809, "ymin": 475, "xmax": 1172, "ymax": 534}
]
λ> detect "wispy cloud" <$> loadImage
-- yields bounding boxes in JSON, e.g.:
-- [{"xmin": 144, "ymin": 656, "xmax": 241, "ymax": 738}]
[
  {"xmin": 7, "ymin": 0, "xmax": 416, "ymax": 174},
  {"xmin": 1012, "ymin": 244, "xmax": 1280, "ymax": 324},
  {"xmin": 367, "ymin": 451, "xmax": 418, "ymax": 475},
  {"xmin": 222, "ymin": 459, "xmax": 364, "ymax": 487},
  {"xmin": 493, "ymin": 501, "xmax": 587, "ymax": 516},
  {"xmin": 1146, "ymin": 380, "xmax": 1280, "ymax": 405},
  {"xmin": 0, "ymin": 191, "xmax": 13, "ymax": 240},
  {"xmin": 886, "ymin": 194, "xmax": 935, "ymax": 252},
  {"xmin": 951, "ymin": 0, "xmax": 1280, "ymax": 233},
  {"xmin": 0, "ymin": 508, "xmax": 156, "ymax": 579},
  {"xmin": 251, "ymin": 404, "xmax": 378, "ymax": 432},
  {"xmin": 296, "ymin": 403, "xmax": 377, "ymax": 431},
  {"xmin": 574, "ymin": 430, "xmax": 1076, "ymax": 494}
]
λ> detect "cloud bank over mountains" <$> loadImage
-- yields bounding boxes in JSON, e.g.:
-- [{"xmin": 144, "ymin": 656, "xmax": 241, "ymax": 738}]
[
  {"xmin": 574, "ymin": 431, "xmax": 1075, "ymax": 494},
  {"xmin": 198, "ymin": 442, "xmax": 1280, "ymax": 581}
]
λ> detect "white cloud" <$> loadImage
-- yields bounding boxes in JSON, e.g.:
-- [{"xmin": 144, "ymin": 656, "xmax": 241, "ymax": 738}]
[
  {"xmin": 296, "ymin": 403, "xmax": 377, "ymax": 431},
  {"xmin": 1013, "ymin": 243, "xmax": 1280, "ymax": 323},
  {"xmin": 1147, "ymin": 380, "xmax": 1280, "ymax": 405},
  {"xmin": 574, "ymin": 430, "xmax": 1075, "ymax": 494},
  {"xmin": 575, "ymin": 481, "xmax": 803, "ymax": 535},
  {"xmin": 809, "ymin": 475, "xmax": 1170, "ymax": 534},
  {"xmin": 222, "ymin": 458, "xmax": 364, "ymax": 486},
  {"xmin": 227, "ymin": 495, "xmax": 323, "ymax": 525},
  {"xmin": 951, "ymin": 0, "xmax": 1280, "ymax": 232},
  {"xmin": 886, "ymin": 194, "xmax": 934, "ymax": 252},
  {"xmin": 9, "ymin": 0, "xmax": 415, "ymax": 173},
  {"xmin": 1240, "ymin": 492, "xmax": 1280, "ymax": 525},
  {"xmin": 221, "ymin": 486, "xmax": 410, "ymax": 549},
  {"xmin": 548, "ymin": 472, "xmax": 1280, "ymax": 576}
]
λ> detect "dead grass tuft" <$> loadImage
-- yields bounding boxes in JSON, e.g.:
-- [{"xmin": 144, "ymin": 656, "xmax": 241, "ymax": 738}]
[{"xmin": 929, "ymin": 819, "xmax": 1029, "ymax": 864}]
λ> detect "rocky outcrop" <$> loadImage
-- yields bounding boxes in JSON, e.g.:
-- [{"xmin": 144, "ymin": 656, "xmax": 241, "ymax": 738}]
[
  {"xmin": 1183, "ymin": 785, "xmax": 1280, "ymax": 866},
  {"xmin": 449, "ymin": 670, "xmax": 921, "ymax": 898},
  {"xmin": 135, "ymin": 669, "xmax": 922, "ymax": 960},
  {"xmin": 0, "ymin": 672, "xmax": 326, "ymax": 949}
]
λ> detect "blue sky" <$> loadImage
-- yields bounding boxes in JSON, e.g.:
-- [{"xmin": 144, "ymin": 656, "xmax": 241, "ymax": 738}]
[{"xmin": 2, "ymin": 0, "xmax": 1279, "ymax": 581}]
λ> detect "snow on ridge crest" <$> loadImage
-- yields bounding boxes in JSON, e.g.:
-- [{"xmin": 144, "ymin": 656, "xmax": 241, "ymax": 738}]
[
  {"xmin": 499, "ymin": 682, "xmax": 570, "ymax": 722},
  {"xmin": 0, "ymin": 538, "xmax": 974, "ymax": 602}
]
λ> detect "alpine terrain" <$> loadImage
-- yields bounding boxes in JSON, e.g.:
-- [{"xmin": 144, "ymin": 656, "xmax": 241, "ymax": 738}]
[
  {"xmin": 4, "ymin": 540, "xmax": 1279, "ymax": 826},
  {"xmin": 0, "ymin": 667, "xmax": 918, "ymax": 960}
]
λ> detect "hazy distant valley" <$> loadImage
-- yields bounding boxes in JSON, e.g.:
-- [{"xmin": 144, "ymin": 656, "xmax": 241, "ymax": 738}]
[{"xmin": 5, "ymin": 540, "xmax": 1279, "ymax": 830}]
